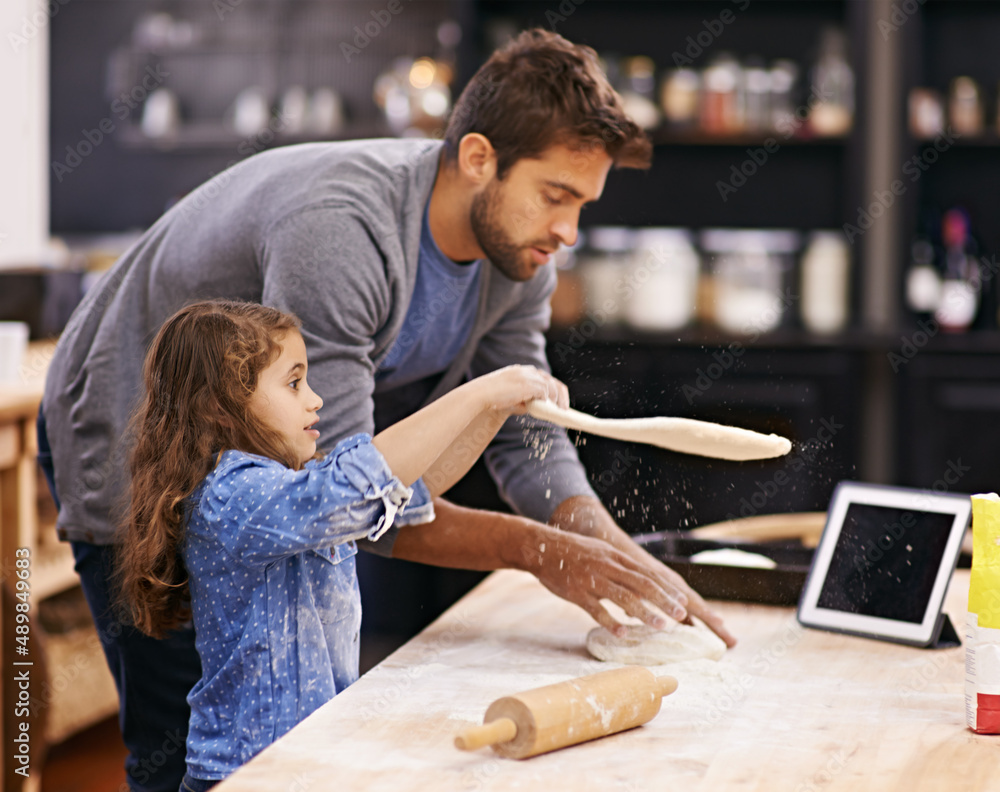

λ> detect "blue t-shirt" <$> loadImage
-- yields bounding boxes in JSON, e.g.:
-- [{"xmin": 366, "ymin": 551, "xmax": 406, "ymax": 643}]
[
  {"xmin": 181, "ymin": 434, "xmax": 433, "ymax": 781},
  {"xmin": 376, "ymin": 203, "xmax": 481, "ymax": 388}
]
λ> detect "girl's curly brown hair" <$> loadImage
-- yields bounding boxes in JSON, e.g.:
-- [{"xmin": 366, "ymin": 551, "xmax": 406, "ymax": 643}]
[{"xmin": 116, "ymin": 299, "xmax": 303, "ymax": 638}]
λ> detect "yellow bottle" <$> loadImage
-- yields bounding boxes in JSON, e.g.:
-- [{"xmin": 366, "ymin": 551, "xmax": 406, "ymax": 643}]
[{"xmin": 966, "ymin": 494, "xmax": 1000, "ymax": 733}]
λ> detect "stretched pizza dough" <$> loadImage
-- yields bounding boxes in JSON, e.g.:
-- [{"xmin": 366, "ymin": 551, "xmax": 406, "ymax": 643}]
[
  {"xmin": 587, "ymin": 622, "xmax": 728, "ymax": 665},
  {"xmin": 526, "ymin": 400, "xmax": 791, "ymax": 461}
]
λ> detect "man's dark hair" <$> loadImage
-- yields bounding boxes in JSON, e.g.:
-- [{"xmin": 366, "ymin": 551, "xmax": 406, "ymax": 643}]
[{"xmin": 444, "ymin": 28, "xmax": 652, "ymax": 178}]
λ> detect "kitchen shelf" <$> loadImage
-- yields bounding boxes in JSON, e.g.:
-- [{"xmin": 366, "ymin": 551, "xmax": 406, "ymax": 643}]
[
  {"xmin": 912, "ymin": 132, "xmax": 1000, "ymax": 147},
  {"xmin": 115, "ymin": 119, "xmax": 392, "ymax": 151},
  {"xmin": 650, "ymin": 129, "xmax": 850, "ymax": 146},
  {"xmin": 549, "ymin": 323, "xmax": 893, "ymax": 352},
  {"xmin": 562, "ymin": 323, "xmax": 1000, "ymax": 353}
]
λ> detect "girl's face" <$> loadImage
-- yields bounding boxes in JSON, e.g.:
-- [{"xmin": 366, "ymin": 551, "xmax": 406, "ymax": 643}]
[{"xmin": 248, "ymin": 329, "xmax": 324, "ymax": 466}]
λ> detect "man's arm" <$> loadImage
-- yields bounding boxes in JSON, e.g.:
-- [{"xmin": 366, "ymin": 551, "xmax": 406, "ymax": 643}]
[
  {"xmin": 391, "ymin": 497, "xmax": 734, "ymax": 644},
  {"xmin": 548, "ymin": 495, "xmax": 736, "ymax": 646}
]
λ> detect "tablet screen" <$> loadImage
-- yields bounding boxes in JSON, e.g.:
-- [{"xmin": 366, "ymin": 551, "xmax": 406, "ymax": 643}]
[
  {"xmin": 798, "ymin": 481, "xmax": 970, "ymax": 647},
  {"xmin": 815, "ymin": 503, "xmax": 955, "ymax": 623}
]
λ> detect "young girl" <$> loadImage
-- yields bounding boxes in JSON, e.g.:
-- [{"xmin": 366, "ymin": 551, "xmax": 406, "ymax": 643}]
[{"xmin": 116, "ymin": 300, "xmax": 564, "ymax": 791}]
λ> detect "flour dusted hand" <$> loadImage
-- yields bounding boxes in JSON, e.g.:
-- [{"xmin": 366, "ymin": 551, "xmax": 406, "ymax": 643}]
[
  {"xmin": 519, "ymin": 526, "xmax": 692, "ymax": 638},
  {"xmin": 475, "ymin": 365, "xmax": 569, "ymax": 415}
]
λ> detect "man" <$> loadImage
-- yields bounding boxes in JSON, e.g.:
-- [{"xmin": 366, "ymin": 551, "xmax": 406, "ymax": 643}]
[{"xmin": 41, "ymin": 29, "xmax": 734, "ymax": 792}]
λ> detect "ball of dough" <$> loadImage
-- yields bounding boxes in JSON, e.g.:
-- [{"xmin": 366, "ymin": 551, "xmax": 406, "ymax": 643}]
[
  {"xmin": 586, "ymin": 622, "xmax": 727, "ymax": 665},
  {"xmin": 688, "ymin": 547, "xmax": 777, "ymax": 569}
]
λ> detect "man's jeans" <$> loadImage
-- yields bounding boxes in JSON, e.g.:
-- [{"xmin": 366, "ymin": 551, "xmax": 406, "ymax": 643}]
[{"xmin": 37, "ymin": 410, "xmax": 202, "ymax": 792}]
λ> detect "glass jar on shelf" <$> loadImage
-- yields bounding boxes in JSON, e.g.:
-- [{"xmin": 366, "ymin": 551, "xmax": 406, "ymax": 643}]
[
  {"xmin": 701, "ymin": 229, "xmax": 800, "ymax": 335},
  {"xmin": 700, "ymin": 53, "xmax": 743, "ymax": 135},
  {"xmin": 619, "ymin": 55, "xmax": 660, "ymax": 131},
  {"xmin": 949, "ymin": 76, "xmax": 983, "ymax": 137},
  {"xmin": 623, "ymin": 228, "xmax": 700, "ymax": 331},
  {"xmin": 769, "ymin": 59, "xmax": 799, "ymax": 134},
  {"xmin": 742, "ymin": 57, "xmax": 771, "ymax": 133},
  {"xmin": 549, "ymin": 237, "xmax": 587, "ymax": 327},
  {"xmin": 660, "ymin": 68, "xmax": 700, "ymax": 130},
  {"xmin": 800, "ymin": 230, "xmax": 851, "ymax": 334},
  {"xmin": 576, "ymin": 226, "xmax": 635, "ymax": 323},
  {"xmin": 808, "ymin": 27, "xmax": 854, "ymax": 136}
]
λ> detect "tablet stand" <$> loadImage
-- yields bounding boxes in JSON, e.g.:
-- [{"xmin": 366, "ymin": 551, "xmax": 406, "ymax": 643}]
[{"xmin": 928, "ymin": 612, "xmax": 961, "ymax": 649}]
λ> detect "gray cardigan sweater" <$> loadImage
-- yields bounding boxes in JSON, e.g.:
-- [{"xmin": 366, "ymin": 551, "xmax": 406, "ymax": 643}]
[{"xmin": 42, "ymin": 138, "xmax": 596, "ymax": 549}]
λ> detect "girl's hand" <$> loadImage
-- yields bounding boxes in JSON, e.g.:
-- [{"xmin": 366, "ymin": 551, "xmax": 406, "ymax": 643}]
[{"xmin": 476, "ymin": 365, "xmax": 569, "ymax": 415}]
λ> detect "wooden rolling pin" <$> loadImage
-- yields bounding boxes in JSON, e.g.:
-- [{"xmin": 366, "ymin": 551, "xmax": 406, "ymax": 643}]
[{"xmin": 454, "ymin": 666, "xmax": 678, "ymax": 759}]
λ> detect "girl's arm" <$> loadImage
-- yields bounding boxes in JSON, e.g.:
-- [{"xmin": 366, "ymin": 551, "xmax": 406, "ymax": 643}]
[
  {"xmin": 420, "ymin": 409, "xmax": 508, "ymax": 497},
  {"xmin": 371, "ymin": 365, "xmax": 566, "ymax": 494}
]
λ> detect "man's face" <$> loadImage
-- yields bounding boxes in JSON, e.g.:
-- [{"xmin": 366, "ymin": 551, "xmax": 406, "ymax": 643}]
[{"xmin": 470, "ymin": 142, "xmax": 613, "ymax": 281}]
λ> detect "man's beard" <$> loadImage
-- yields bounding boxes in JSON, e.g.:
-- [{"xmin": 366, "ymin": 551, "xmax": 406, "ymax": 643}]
[{"xmin": 469, "ymin": 180, "xmax": 535, "ymax": 282}]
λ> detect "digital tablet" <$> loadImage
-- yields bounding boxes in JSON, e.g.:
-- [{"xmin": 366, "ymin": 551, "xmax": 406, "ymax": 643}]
[{"xmin": 797, "ymin": 481, "xmax": 971, "ymax": 647}]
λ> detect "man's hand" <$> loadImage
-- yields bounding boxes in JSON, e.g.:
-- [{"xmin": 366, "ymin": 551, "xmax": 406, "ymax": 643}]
[
  {"xmin": 391, "ymin": 497, "xmax": 736, "ymax": 648},
  {"xmin": 548, "ymin": 495, "xmax": 737, "ymax": 647},
  {"xmin": 515, "ymin": 526, "xmax": 689, "ymax": 638}
]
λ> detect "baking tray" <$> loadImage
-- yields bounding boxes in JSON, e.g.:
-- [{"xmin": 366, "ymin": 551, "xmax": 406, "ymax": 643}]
[{"xmin": 634, "ymin": 531, "xmax": 814, "ymax": 607}]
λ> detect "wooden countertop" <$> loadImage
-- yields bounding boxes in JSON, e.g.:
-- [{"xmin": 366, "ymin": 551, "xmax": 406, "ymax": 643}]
[{"xmin": 217, "ymin": 567, "xmax": 995, "ymax": 792}]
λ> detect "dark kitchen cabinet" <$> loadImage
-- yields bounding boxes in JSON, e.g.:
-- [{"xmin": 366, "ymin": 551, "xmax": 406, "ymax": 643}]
[
  {"xmin": 546, "ymin": 330, "xmax": 864, "ymax": 532},
  {"xmin": 896, "ymin": 338, "xmax": 1000, "ymax": 496}
]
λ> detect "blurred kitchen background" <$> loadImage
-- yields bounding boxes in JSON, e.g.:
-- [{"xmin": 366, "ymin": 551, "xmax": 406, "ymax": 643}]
[{"xmin": 4, "ymin": 1, "xmax": 1000, "ymax": 786}]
